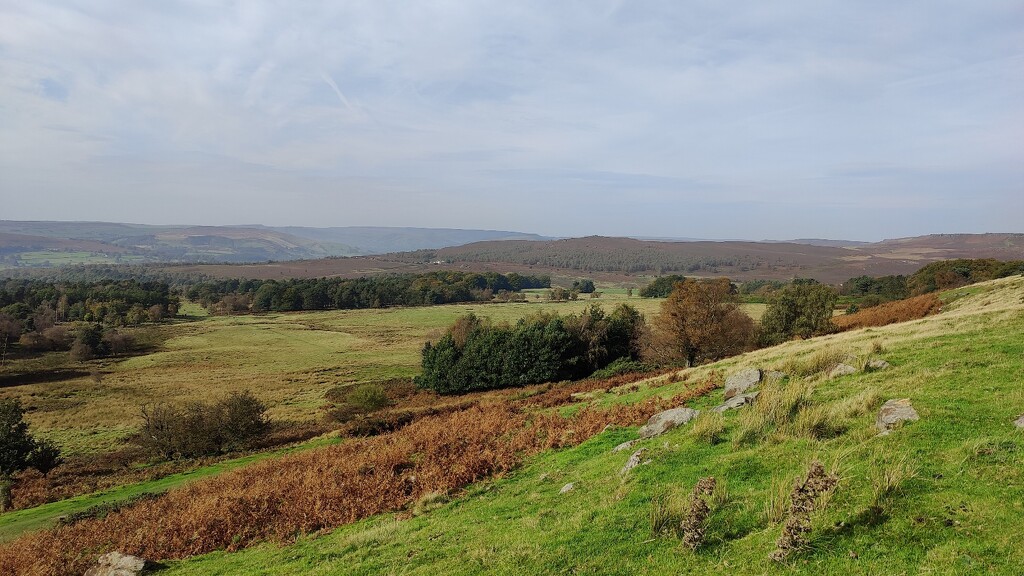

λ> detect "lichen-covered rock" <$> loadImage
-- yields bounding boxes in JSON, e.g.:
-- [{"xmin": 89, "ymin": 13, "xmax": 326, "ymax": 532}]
[
  {"xmin": 876, "ymin": 398, "xmax": 919, "ymax": 434},
  {"xmin": 637, "ymin": 407, "xmax": 699, "ymax": 439},
  {"xmin": 712, "ymin": 392, "xmax": 759, "ymax": 413},
  {"xmin": 866, "ymin": 359, "xmax": 891, "ymax": 371},
  {"xmin": 724, "ymin": 368, "xmax": 762, "ymax": 400},
  {"xmin": 611, "ymin": 439, "xmax": 639, "ymax": 453},
  {"xmin": 764, "ymin": 370, "xmax": 787, "ymax": 382},
  {"xmin": 559, "ymin": 482, "xmax": 574, "ymax": 494},
  {"xmin": 84, "ymin": 552, "xmax": 148, "ymax": 576},
  {"xmin": 828, "ymin": 363, "xmax": 858, "ymax": 378},
  {"xmin": 620, "ymin": 448, "xmax": 647, "ymax": 475},
  {"xmin": 1014, "ymin": 414, "xmax": 1024, "ymax": 429}
]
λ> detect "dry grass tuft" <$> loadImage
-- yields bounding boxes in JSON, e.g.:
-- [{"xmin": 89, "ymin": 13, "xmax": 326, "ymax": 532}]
[
  {"xmin": 869, "ymin": 451, "xmax": 918, "ymax": 509},
  {"xmin": 734, "ymin": 379, "xmax": 813, "ymax": 446},
  {"xmin": 689, "ymin": 411, "xmax": 726, "ymax": 445},
  {"xmin": 778, "ymin": 349, "xmax": 849, "ymax": 378}
]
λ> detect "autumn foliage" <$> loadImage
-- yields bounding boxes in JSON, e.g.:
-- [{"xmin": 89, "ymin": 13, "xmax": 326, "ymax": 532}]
[
  {"xmin": 833, "ymin": 294, "xmax": 943, "ymax": 331},
  {"xmin": 0, "ymin": 374, "xmax": 719, "ymax": 576}
]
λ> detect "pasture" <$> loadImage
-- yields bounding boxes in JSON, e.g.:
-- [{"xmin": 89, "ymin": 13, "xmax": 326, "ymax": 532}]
[{"xmin": 2, "ymin": 291, "xmax": 728, "ymax": 455}]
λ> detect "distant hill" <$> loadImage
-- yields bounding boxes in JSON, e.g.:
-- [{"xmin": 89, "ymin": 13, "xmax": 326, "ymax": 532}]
[
  {"xmin": 0, "ymin": 221, "xmax": 546, "ymax": 268},
  {"xmin": 146, "ymin": 233, "xmax": 1024, "ymax": 285}
]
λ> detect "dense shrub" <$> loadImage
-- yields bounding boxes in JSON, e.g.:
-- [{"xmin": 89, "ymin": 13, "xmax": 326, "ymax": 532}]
[
  {"xmin": 137, "ymin": 392, "xmax": 269, "ymax": 460},
  {"xmin": 0, "ymin": 399, "xmax": 62, "ymax": 511},
  {"xmin": 907, "ymin": 258, "xmax": 1024, "ymax": 295},
  {"xmin": 639, "ymin": 275, "xmax": 687, "ymax": 298},
  {"xmin": 417, "ymin": 304, "xmax": 645, "ymax": 394},
  {"xmin": 759, "ymin": 280, "xmax": 837, "ymax": 346}
]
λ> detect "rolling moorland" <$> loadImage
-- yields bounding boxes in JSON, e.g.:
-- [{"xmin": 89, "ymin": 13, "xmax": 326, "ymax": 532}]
[
  {"xmin": 154, "ymin": 233, "xmax": 1024, "ymax": 285},
  {"xmin": 0, "ymin": 265, "xmax": 1021, "ymax": 573},
  {"xmin": 0, "ymin": 221, "xmax": 547, "ymax": 267}
]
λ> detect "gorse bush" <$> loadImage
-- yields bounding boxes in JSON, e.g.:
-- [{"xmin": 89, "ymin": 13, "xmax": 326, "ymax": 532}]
[
  {"xmin": 417, "ymin": 304, "xmax": 645, "ymax": 394},
  {"xmin": 137, "ymin": 391, "xmax": 268, "ymax": 460}
]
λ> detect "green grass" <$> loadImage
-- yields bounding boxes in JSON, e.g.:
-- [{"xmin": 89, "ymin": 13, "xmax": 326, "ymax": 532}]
[
  {"xmin": 0, "ymin": 434, "xmax": 342, "ymax": 542},
  {"xmin": 159, "ymin": 277, "xmax": 1024, "ymax": 575},
  {"xmin": 2, "ymin": 292, "xmax": 664, "ymax": 454}
]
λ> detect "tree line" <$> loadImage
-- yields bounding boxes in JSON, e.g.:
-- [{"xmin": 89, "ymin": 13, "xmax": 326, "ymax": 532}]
[
  {"xmin": 0, "ymin": 279, "xmax": 178, "ymax": 363},
  {"xmin": 186, "ymin": 271, "xmax": 550, "ymax": 314}
]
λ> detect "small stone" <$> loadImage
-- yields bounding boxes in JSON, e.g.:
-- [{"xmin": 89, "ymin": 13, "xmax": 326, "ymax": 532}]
[
  {"xmin": 637, "ymin": 407, "xmax": 700, "ymax": 439},
  {"xmin": 611, "ymin": 439, "xmax": 639, "ymax": 453},
  {"xmin": 620, "ymin": 448, "xmax": 647, "ymax": 475},
  {"xmin": 724, "ymin": 368, "xmax": 762, "ymax": 399},
  {"xmin": 559, "ymin": 482, "xmax": 574, "ymax": 494},
  {"xmin": 876, "ymin": 398, "xmax": 920, "ymax": 434},
  {"xmin": 764, "ymin": 370, "xmax": 787, "ymax": 382},
  {"xmin": 84, "ymin": 552, "xmax": 148, "ymax": 576},
  {"xmin": 712, "ymin": 391, "xmax": 759, "ymax": 413},
  {"xmin": 828, "ymin": 363, "xmax": 858, "ymax": 378},
  {"xmin": 866, "ymin": 359, "xmax": 890, "ymax": 371},
  {"xmin": 1014, "ymin": 414, "xmax": 1024, "ymax": 429}
]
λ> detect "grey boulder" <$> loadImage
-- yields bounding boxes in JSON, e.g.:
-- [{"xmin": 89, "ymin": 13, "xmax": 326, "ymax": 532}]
[
  {"xmin": 866, "ymin": 359, "xmax": 891, "ymax": 371},
  {"xmin": 829, "ymin": 363, "xmax": 858, "ymax": 378},
  {"xmin": 876, "ymin": 398, "xmax": 919, "ymax": 434},
  {"xmin": 638, "ymin": 407, "xmax": 699, "ymax": 439},
  {"xmin": 724, "ymin": 368, "xmax": 762, "ymax": 400},
  {"xmin": 712, "ymin": 392, "xmax": 759, "ymax": 413}
]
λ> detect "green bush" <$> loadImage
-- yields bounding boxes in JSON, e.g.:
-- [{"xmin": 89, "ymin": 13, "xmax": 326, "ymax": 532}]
[{"xmin": 137, "ymin": 391, "xmax": 269, "ymax": 460}]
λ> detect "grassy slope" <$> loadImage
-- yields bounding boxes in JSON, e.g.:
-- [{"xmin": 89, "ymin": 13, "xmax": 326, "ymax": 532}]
[{"xmin": 164, "ymin": 276, "xmax": 1024, "ymax": 575}]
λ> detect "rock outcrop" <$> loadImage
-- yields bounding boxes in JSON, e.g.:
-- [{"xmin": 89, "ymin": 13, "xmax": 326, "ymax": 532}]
[
  {"xmin": 828, "ymin": 363, "xmax": 858, "ymax": 378},
  {"xmin": 724, "ymin": 368, "xmax": 762, "ymax": 400},
  {"xmin": 712, "ymin": 392, "xmax": 759, "ymax": 413},
  {"xmin": 876, "ymin": 399, "xmax": 919, "ymax": 434},
  {"xmin": 638, "ymin": 407, "xmax": 699, "ymax": 439},
  {"xmin": 620, "ymin": 448, "xmax": 648, "ymax": 475},
  {"xmin": 866, "ymin": 359, "xmax": 890, "ymax": 370}
]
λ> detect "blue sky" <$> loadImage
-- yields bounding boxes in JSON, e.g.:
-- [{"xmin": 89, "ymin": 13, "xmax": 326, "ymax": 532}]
[{"xmin": 1, "ymin": 1, "xmax": 1021, "ymax": 240}]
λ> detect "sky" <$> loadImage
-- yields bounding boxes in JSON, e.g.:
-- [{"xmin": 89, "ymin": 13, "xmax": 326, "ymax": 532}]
[{"xmin": 1, "ymin": 1, "xmax": 1022, "ymax": 241}]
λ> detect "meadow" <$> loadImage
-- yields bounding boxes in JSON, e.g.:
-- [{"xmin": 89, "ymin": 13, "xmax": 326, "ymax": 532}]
[
  {"xmin": 3, "ymin": 290, "xmax": 727, "ymax": 455},
  {"xmin": 0, "ymin": 276, "xmax": 1020, "ymax": 574}
]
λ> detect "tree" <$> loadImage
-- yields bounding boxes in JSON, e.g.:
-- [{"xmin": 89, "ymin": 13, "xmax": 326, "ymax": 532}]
[
  {"xmin": 0, "ymin": 314, "xmax": 23, "ymax": 367},
  {"xmin": 0, "ymin": 399, "xmax": 62, "ymax": 511},
  {"xmin": 759, "ymin": 279, "xmax": 837, "ymax": 346},
  {"xmin": 572, "ymin": 279, "xmax": 596, "ymax": 294},
  {"xmin": 639, "ymin": 275, "xmax": 687, "ymax": 298},
  {"xmin": 647, "ymin": 278, "xmax": 755, "ymax": 366}
]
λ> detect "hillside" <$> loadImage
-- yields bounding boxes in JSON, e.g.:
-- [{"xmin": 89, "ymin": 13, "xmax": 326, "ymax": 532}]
[
  {"xmin": 0, "ymin": 221, "xmax": 546, "ymax": 267},
  {"xmin": 158, "ymin": 233, "xmax": 1024, "ymax": 285},
  {"xmin": 0, "ymin": 275, "xmax": 1021, "ymax": 574},
  {"xmin": 158, "ymin": 275, "xmax": 1024, "ymax": 575}
]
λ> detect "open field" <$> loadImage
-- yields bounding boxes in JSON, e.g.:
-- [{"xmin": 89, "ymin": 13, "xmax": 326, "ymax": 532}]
[
  {"xmin": 1, "ymin": 290, "xmax": 686, "ymax": 455},
  {"xmin": 0, "ymin": 276, "xmax": 1021, "ymax": 573},
  {"xmin": 153, "ymin": 275, "xmax": 1024, "ymax": 575}
]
